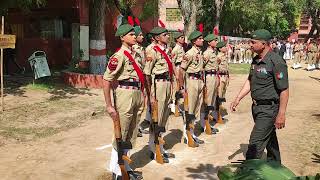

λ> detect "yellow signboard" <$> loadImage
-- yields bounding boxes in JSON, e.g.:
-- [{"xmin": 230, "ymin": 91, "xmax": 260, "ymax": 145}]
[{"xmin": 0, "ymin": 34, "xmax": 16, "ymax": 49}]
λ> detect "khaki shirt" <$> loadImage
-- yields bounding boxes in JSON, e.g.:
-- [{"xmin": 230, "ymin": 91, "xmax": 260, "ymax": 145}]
[
  {"xmin": 143, "ymin": 44, "xmax": 172, "ymax": 75},
  {"xmin": 310, "ymin": 44, "xmax": 318, "ymax": 52},
  {"xmin": 217, "ymin": 52, "xmax": 229, "ymax": 72},
  {"xmin": 171, "ymin": 43, "xmax": 185, "ymax": 65},
  {"xmin": 181, "ymin": 46, "xmax": 204, "ymax": 73},
  {"xmin": 294, "ymin": 44, "xmax": 300, "ymax": 52},
  {"xmin": 235, "ymin": 44, "xmax": 241, "ymax": 50},
  {"xmin": 104, "ymin": 45, "xmax": 143, "ymax": 81},
  {"xmin": 299, "ymin": 44, "xmax": 304, "ymax": 51},
  {"xmin": 203, "ymin": 47, "xmax": 218, "ymax": 71},
  {"xmin": 132, "ymin": 44, "xmax": 145, "ymax": 67}
]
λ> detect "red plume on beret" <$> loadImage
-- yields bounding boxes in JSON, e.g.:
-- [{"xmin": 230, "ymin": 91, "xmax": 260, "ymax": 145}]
[
  {"xmin": 158, "ymin": 20, "xmax": 166, "ymax": 28},
  {"xmin": 198, "ymin": 23, "xmax": 204, "ymax": 33},
  {"xmin": 213, "ymin": 26, "xmax": 219, "ymax": 36},
  {"xmin": 134, "ymin": 17, "xmax": 140, "ymax": 26},
  {"xmin": 223, "ymin": 36, "xmax": 227, "ymax": 41},
  {"xmin": 128, "ymin": 16, "xmax": 134, "ymax": 26},
  {"xmin": 178, "ymin": 29, "xmax": 183, "ymax": 33}
]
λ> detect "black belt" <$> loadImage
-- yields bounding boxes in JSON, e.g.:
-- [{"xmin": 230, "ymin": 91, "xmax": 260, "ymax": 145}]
[
  {"xmin": 188, "ymin": 73, "xmax": 202, "ymax": 79},
  {"xmin": 205, "ymin": 70, "xmax": 217, "ymax": 75},
  {"xmin": 154, "ymin": 73, "xmax": 171, "ymax": 81},
  {"xmin": 219, "ymin": 71, "xmax": 229, "ymax": 76},
  {"xmin": 253, "ymin": 99, "xmax": 279, "ymax": 106},
  {"xmin": 118, "ymin": 80, "xmax": 141, "ymax": 88}
]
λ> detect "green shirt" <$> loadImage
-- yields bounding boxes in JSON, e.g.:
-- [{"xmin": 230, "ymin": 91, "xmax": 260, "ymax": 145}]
[{"xmin": 248, "ymin": 51, "xmax": 288, "ymax": 100}]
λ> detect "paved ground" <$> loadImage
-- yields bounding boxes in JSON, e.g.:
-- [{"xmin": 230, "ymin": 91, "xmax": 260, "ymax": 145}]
[{"xmin": 0, "ymin": 63, "xmax": 319, "ymax": 180}]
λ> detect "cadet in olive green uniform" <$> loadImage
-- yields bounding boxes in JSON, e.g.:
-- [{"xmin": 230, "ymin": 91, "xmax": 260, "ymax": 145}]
[
  {"xmin": 202, "ymin": 33, "xmax": 220, "ymax": 133},
  {"xmin": 307, "ymin": 41, "xmax": 318, "ymax": 71},
  {"xmin": 144, "ymin": 26, "xmax": 175, "ymax": 163},
  {"xmin": 231, "ymin": 29, "xmax": 289, "ymax": 164},
  {"xmin": 179, "ymin": 30, "xmax": 205, "ymax": 145},
  {"xmin": 104, "ymin": 24, "xmax": 144, "ymax": 180}
]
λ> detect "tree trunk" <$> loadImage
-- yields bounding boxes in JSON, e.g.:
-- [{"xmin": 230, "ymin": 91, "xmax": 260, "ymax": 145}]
[
  {"xmin": 177, "ymin": 0, "xmax": 202, "ymax": 40},
  {"xmin": 214, "ymin": 0, "xmax": 225, "ymax": 27},
  {"xmin": 89, "ymin": 0, "xmax": 107, "ymax": 75}
]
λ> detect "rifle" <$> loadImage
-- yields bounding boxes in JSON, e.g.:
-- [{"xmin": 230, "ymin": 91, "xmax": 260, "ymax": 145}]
[
  {"xmin": 215, "ymin": 82, "xmax": 226, "ymax": 124},
  {"xmin": 112, "ymin": 90, "xmax": 132, "ymax": 180},
  {"xmin": 151, "ymin": 78, "xmax": 166, "ymax": 164},
  {"xmin": 202, "ymin": 71, "xmax": 212, "ymax": 135},
  {"xmin": 184, "ymin": 77, "xmax": 198, "ymax": 147},
  {"xmin": 174, "ymin": 81, "xmax": 183, "ymax": 117}
]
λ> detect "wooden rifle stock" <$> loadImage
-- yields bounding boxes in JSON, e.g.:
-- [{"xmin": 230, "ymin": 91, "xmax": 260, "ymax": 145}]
[
  {"xmin": 174, "ymin": 81, "xmax": 181, "ymax": 117},
  {"xmin": 184, "ymin": 91, "xmax": 197, "ymax": 147},
  {"xmin": 151, "ymin": 80, "xmax": 165, "ymax": 164},
  {"xmin": 112, "ymin": 90, "xmax": 131, "ymax": 180}
]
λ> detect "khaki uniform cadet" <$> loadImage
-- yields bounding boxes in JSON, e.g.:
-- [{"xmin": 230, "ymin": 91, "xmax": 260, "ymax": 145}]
[
  {"xmin": 133, "ymin": 24, "xmax": 150, "ymax": 137},
  {"xmin": 233, "ymin": 43, "xmax": 241, "ymax": 63},
  {"xmin": 292, "ymin": 42, "xmax": 302, "ymax": 69},
  {"xmin": 301, "ymin": 43, "xmax": 307, "ymax": 63},
  {"xmin": 239, "ymin": 42, "xmax": 245, "ymax": 63},
  {"xmin": 140, "ymin": 33, "xmax": 157, "ymax": 131},
  {"xmin": 245, "ymin": 42, "xmax": 253, "ymax": 64},
  {"xmin": 202, "ymin": 33, "xmax": 220, "ymax": 134},
  {"xmin": 171, "ymin": 31, "xmax": 185, "ymax": 115},
  {"xmin": 216, "ymin": 42, "xmax": 230, "ymax": 109},
  {"xmin": 307, "ymin": 42, "xmax": 318, "ymax": 71},
  {"xmin": 180, "ymin": 30, "xmax": 205, "ymax": 145},
  {"xmin": 316, "ymin": 43, "xmax": 320, "ymax": 69},
  {"xmin": 144, "ymin": 26, "xmax": 175, "ymax": 163},
  {"xmin": 104, "ymin": 24, "xmax": 144, "ymax": 180}
]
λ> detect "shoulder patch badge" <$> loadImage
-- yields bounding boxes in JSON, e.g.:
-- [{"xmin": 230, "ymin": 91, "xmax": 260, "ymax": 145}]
[
  {"xmin": 108, "ymin": 57, "xmax": 118, "ymax": 71},
  {"xmin": 276, "ymin": 72, "xmax": 284, "ymax": 80}
]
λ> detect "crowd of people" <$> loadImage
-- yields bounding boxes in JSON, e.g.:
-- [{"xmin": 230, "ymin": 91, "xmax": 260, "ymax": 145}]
[{"xmin": 226, "ymin": 39, "xmax": 320, "ymax": 71}]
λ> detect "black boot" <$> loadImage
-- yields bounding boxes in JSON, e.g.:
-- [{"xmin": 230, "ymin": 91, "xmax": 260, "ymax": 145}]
[
  {"xmin": 127, "ymin": 171, "xmax": 143, "ymax": 180},
  {"xmin": 193, "ymin": 137, "xmax": 204, "ymax": 144},
  {"xmin": 150, "ymin": 152, "xmax": 169, "ymax": 163}
]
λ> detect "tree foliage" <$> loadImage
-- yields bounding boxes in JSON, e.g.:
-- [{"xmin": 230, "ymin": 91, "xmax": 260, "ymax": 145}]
[
  {"xmin": 218, "ymin": 0, "xmax": 305, "ymax": 38},
  {"xmin": 304, "ymin": 0, "xmax": 320, "ymax": 39},
  {"xmin": 177, "ymin": 0, "xmax": 203, "ymax": 38},
  {"xmin": 0, "ymin": 0, "xmax": 46, "ymax": 15}
]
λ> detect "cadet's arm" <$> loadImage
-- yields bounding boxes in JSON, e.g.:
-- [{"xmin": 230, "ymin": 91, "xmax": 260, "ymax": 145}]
[
  {"xmin": 103, "ymin": 80, "xmax": 113, "ymax": 108},
  {"xmin": 146, "ymin": 75, "xmax": 152, "ymax": 98},
  {"xmin": 178, "ymin": 68, "xmax": 185, "ymax": 89}
]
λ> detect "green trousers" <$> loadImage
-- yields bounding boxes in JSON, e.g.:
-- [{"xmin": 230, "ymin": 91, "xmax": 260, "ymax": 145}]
[{"xmin": 246, "ymin": 103, "xmax": 281, "ymax": 163}]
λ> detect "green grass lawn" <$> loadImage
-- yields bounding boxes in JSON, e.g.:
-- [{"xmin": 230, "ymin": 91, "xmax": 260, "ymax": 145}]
[{"xmin": 229, "ymin": 64, "xmax": 251, "ymax": 74}]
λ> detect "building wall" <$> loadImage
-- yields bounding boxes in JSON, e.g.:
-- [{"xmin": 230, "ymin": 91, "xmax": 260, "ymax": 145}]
[
  {"xmin": 158, "ymin": 0, "xmax": 183, "ymax": 31},
  {"xmin": 5, "ymin": 0, "xmax": 167, "ymax": 72}
]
